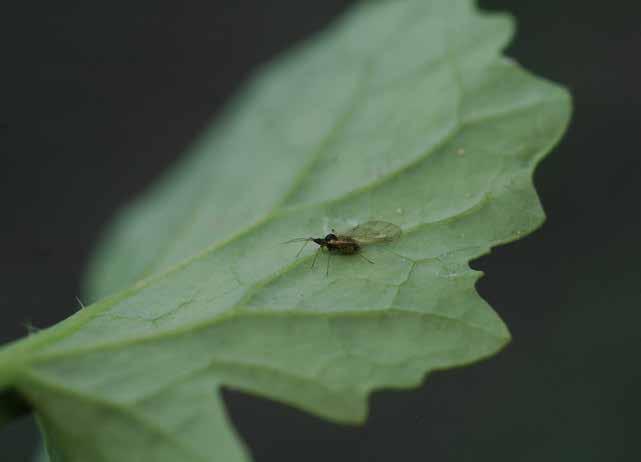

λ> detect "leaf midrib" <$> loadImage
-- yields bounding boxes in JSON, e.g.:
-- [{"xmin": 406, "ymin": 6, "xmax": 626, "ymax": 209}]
[{"xmin": 29, "ymin": 307, "xmax": 507, "ymax": 365}]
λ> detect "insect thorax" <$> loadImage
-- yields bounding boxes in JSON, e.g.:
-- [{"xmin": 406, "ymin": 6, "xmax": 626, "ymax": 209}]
[{"xmin": 327, "ymin": 238, "xmax": 359, "ymax": 255}]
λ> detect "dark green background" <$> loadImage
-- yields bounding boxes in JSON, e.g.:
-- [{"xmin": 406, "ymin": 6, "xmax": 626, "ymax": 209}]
[{"xmin": 1, "ymin": 1, "xmax": 639, "ymax": 460}]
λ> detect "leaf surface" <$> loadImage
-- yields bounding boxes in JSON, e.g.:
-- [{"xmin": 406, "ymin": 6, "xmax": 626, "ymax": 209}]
[{"xmin": 0, "ymin": 1, "xmax": 570, "ymax": 461}]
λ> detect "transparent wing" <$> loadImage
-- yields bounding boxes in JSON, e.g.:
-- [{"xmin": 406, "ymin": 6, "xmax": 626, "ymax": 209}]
[{"xmin": 344, "ymin": 221, "xmax": 402, "ymax": 244}]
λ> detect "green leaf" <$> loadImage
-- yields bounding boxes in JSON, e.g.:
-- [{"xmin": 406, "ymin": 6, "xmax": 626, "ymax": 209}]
[{"xmin": 0, "ymin": 1, "xmax": 570, "ymax": 461}]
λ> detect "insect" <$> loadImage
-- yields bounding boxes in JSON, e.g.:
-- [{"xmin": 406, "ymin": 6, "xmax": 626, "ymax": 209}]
[{"xmin": 284, "ymin": 220, "xmax": 402, "ymax": 275}]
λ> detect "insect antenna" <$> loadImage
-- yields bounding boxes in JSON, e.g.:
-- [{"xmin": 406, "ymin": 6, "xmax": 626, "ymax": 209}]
[
  {"xmin": 282, "ymin": 237, "xmax": 313, "ymax": 258},
  {"xmin": 295, "ymin": 239, "xmax": 310, "ymax": 257},
  {"xmin": 282, "ymin": 237, "xmax": 310, "ymax": 244}
]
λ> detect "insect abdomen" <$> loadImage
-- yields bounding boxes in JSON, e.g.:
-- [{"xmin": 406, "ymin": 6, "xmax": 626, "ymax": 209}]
[{"xmin": 338, "ymin": 243, "xmax": 359, "ymax": 254}]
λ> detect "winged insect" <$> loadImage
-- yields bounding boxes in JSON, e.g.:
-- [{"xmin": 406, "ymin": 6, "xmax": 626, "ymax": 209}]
[{"xmin": 284, "ymin": 221, "xmax": 401, "ymax": 275}]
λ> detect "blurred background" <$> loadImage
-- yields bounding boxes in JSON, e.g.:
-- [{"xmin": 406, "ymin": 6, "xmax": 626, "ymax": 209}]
[{"xmin": 1, "ymin": 0, "xmax": 639, "ymax": 460}]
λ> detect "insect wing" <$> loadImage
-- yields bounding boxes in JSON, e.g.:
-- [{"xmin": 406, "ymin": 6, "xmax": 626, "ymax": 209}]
[{"xmin": 346, "ymin": 221, "xmax": 401, "ymax": 244}]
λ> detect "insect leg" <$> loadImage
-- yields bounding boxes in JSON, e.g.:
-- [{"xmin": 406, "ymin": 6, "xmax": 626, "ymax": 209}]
[
  {"xmin": 295, "ymin": 239, "xmax": 310, "ymax": 257},
  {"xmin": 311, "ymin": 247, "xmax": 321, "ymax": 269},
  {"xmin": 326, "ymin": 252, "xmax": 331, "ymax": 276},
  {"xmin": 359, "ymin": 253, "xmax": 375, "ymax": 264}
]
